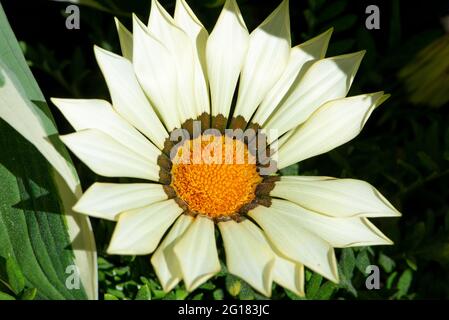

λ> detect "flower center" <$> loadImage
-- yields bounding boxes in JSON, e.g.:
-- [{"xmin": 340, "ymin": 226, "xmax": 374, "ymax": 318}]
[{"xmin": 170, "ymin": 134, "xmax": 262, "ymax": 219}]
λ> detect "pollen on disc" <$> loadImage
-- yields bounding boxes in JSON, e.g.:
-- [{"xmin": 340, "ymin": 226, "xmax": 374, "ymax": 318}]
[{"xmin": 170, "ymin": 134, "xmax": 262, "ymax": 219}]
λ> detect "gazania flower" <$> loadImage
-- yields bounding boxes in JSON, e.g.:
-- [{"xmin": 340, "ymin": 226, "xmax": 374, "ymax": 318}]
[{"xmin": 53, "ymin": 0, "xmax": 401, "ymax": 297}]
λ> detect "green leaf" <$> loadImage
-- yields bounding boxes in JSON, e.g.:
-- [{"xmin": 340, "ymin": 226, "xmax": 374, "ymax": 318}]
[
  {"xmin": 305, "ymin": 272, "xmax": 322, "ymax": 299},
  {"xmin": 238, "ymin": 282, "xmax": 255, "ymax": 300},
  {"xmin": 175, "ymin": 288, "xmax": 189, "ymax": 300},
  {"xmin": 315, "ymin": 281, "xmax": 337, "ymax": 300},
  {"xmin": 104, "ymin": 293, "xmax": 119, "ymax": 300},
  {"xmin": 337, "ymin": 258, "xmax": 357, "ymax": 297},
  {"xmin": 0, "ymin": 3, "xmax": 96, "ymax": 299},
  {"xmin": 341, "ymin": 248, "xmax": 356, "ymax": 279},
  {"xmin": 397, "ymin": 269, "xmax": 413, "ymax": 297},
  {"xmin": 135, "ymin": 284, "xmax": 151, "ymax": 300},
  {"xmin": 20, "ymin": 288, "xmax": 37, "ymax": 300},
  {"xmin": 0, "ymin": 291, "xmax": 15, "ymax": 300},
  {"xmin": 379, "ymin": 253, "xmax": 396, "ymax": 273},
  {"xmin": 386, "ymin": 272, "xmax": 398, "ymax": 290},
  {"xmin": 279, "ymin": 163, "xmax": 299, "ymax": 176},
  {"xmin": 225, "ymin": 274, "xmax": 241, "ymax": 297},
  {"xmin": 355, "ymin": 250, "xmax": 371, "ymax": 274},
  {"xmin": 213, "ymin": 289, "xmax": 224, "ymax": 300},
  {"xmin": 405, "ymin": 257, "xmax": 418, "ymax": 271},
  {"xmin": 6, "ymin": 257, "xmax": 25, "ymax": 294},
  {"xmin": 192, "ymin": 293, "xmax": 204, "ymax": 300}
]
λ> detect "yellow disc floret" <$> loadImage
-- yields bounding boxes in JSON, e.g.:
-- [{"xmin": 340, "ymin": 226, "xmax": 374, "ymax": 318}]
[{"xmin": 171, "ymin": 134, "xmax": 262, "ymax": 219}]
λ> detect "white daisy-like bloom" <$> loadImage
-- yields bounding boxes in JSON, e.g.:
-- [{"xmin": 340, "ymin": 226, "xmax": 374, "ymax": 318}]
[{"xmin": 52, "ymin": 0, "xmax": 401, "ymax": 297}]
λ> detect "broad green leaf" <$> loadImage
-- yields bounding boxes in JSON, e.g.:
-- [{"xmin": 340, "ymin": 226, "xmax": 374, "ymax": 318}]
[
  {"xmin": 0, "ymin": 3, "xmax": 96, "ymax": 299},
  {"xmin": 6, "ymin": 256, "xmax": 25, "ymax": 294}
]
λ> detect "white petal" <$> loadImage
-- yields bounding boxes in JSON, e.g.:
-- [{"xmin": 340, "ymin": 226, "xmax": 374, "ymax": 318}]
[
  {"xmin": 228, "ymin": 221, "xmax": 304, "ymax": 296},
  {"xmin": 151, "ymin": 214, "xmax": 194, "ymax": 292},
  {"xmin": 272, "ymin": 176, "xmax": 401, "ymax": 218},
  {"xmin": 232, "ymin": 0, "xmax": 290, "ymax": 122},
  {"xmin": 174, "ymin": 0, "xmax": 210, "ymax": 116},
  {"xmin": 148, "ymin": 0, "xmax": 197, "ymax": 121},
  {"xmin": 107, "ymin": 199, "xmax": 182, "ymax": 255},
  {"xmin": 268, "ymin": 199, "xmax": 393, "ymax": 248},
  {"xmin": 249, "ymin": 205, "xmax": 339, "ymax": 282},
  {"xmin": 273, "ymin": 256, "xmax": 305, "ymax": 297},
  {"xmin": 218, "ymin": 220, "xmax": 275, "ymax": 297},
  {"xmin": 277, "ymin": 92, "xmax": 388, "ymax": 168},
  {"xmin": 206, "ymin": 0, "xmax": 249, "ymax": 117},
  {"xmin": 241, "ymin": 220, "xmax": 305, "ymax": 296},
  {"xmin": 264, "ymin": 51, "xmax": 365, "ymax": 142},
  {"xmin": 115, "ymin": 18, "xmax": 133, "ymax": 61},
  {"xmin": 94, "ymin": 46, "xmax": 168, "ymax": 149},
  {"xmin": 173, "ymin": 216, "xmax": 221, "ymax": 291},
  {"xmin": 51, "ymin": 98, "xmax": 161, "ymax": 161},
  {"xmin": 133, "ymin": 15, "xmax": 182, "ymax": 131},
  {"xmin": 73, "ymin": 183, "xmax": 167, "ymax": 221},
  {"xmin": 253, "ymin": 28, "xmax": 333, "ymax": 126},
  {"xmin": 60, "ymin": 129, "xmax": 160, "ymax": 181}
]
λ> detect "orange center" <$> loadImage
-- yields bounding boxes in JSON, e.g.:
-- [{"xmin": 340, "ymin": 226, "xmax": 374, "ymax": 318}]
[{"xmin": 170, "ymin": 134, "xmax": 262, "ymax": 219}]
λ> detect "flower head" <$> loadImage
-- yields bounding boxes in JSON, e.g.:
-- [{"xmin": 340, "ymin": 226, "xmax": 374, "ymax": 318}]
[{"xmin": 53, "ymin": 0, "xmax": 401, "ymax": 297}]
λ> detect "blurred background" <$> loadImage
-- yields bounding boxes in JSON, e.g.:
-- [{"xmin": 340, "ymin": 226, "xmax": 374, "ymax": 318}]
[{"xmin": 2, "ymin": 0, "xmax": 449, "ymax": 299}]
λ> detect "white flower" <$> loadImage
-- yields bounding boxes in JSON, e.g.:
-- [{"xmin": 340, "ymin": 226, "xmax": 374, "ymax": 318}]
[{"xmin": 52, "ymin": 0, "xmax": 401, "ymax": 297}]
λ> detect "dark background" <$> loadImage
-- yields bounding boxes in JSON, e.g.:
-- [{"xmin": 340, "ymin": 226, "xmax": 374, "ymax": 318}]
[{"xmin": 2, "ymin": 0, "xmax": 449, "ymax": 299}]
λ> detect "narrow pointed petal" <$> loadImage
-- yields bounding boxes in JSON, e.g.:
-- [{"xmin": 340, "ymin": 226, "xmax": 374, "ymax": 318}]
[
  {"xmin": 115, "ymin": 18, "xmax": 133, "ymax": 61},
  {"xmin": 51, "ymin": 98, "xmax": 161, "ymax": 160},
  {"xmin": 60, "ymin": 129, "xmax": 160, "ymax": 181},
  {"xmin": 268, "ymin": 199, "xmax": 393, "ymax": 248},
  {"xmin": 218, "ymin": 220, "xmax": 275, "ymax": 297},
  {"xmin": 73, "ymin": 183, "xmax": 167, "ymax": 221},
  {"xmin": 271, "ymin": 176, "xmax": 401, "ymax": 218},
  {"xmin": 206, "ymin": 0, "xmax": 249, "ymax": 117},
  {"xmin": 232, "ymin": 0, "xmax": 291, "ymax": 122},
  {"xmin": 236, "ymin": 219, "xmax": 305, "ymax": 296},
  {"xmin": 174, "ymin": 0, "xmax": 210, "ymax": 116},
  {"xmin": 107, "ymin": 199, "xmax": 183, "ymax": 255},
  {"xmin": 133, "ymin": 15, "xmax": 182, "ymax": 131},
  {"xmin": 249, "ymin": 205, "xmax": 339, "ymax": 282},
  {"xmin": 253, "ymin": 28, "xmax": 333, "ymax": 125},
  {"xmin": 151, "ymin": 214, "xmax": 194, "ymax": 292},
  {"xmin": 273, "ymin": 256, "xmax": 305, "ymax": 297},
  {"xmin": 277, "ymin": 92, "xmax": 388, "ymax": 168},
  {"xmin": 174, "ymin": 216, "xmax": 221, "ymax": 291},
  {"xmin": 148, "ymin": 0, "xmax": 197, "ymax": 121},
  {"xmin": 94, "ymin": 46, "xmax": 168, "ymax": 149},
  {"xmin": 265, "ymin": 51, "xmax": 365, "ymax": 141}
]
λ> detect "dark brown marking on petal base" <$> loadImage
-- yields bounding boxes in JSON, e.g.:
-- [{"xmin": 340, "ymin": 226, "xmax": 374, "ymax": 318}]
[
  {"xmin": 229, "ymin": 115, "xmax": 248, "ymax": 130},
  {"xmin": 158, "ymin": 169, "xmax": 172, "ymax": 185},
  {"xmin": 211, "ymin": 114, "xmax": 228, "ymax": 133},
  {"xmin": 256, "ymin": 175, "xmax": 280, "ymax": 197}
]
